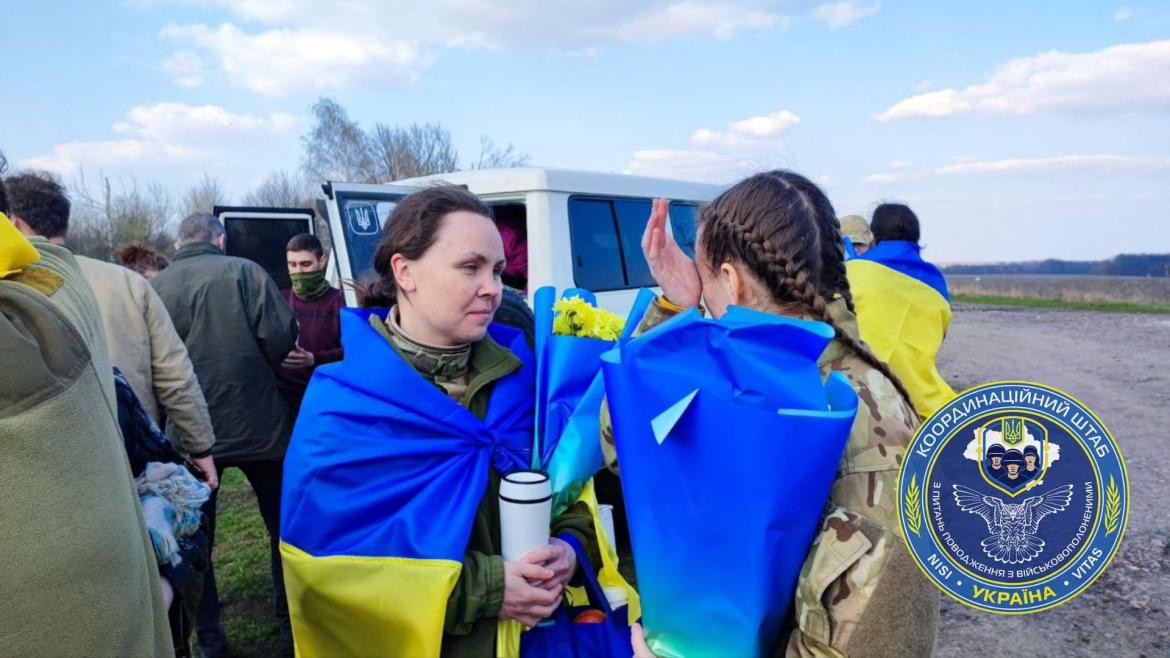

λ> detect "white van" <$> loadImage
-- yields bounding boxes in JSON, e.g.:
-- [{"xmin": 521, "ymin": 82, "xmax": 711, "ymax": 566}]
[{"xmin": 319, "ymin": 168, "xmax": 722, "ymax": 314}]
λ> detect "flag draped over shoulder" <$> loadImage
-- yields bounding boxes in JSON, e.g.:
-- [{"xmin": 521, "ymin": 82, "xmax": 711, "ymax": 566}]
[
  {"xmin": 602, "ymin": 307, "xmax": 859, "ymax": 658},
  {"xmin": 280, "ymin": 308, "xmax": 534, "ymax": 657},
  {"xmin": 847, "ymin": 239, "xmax": 955, "ymax": 418}
]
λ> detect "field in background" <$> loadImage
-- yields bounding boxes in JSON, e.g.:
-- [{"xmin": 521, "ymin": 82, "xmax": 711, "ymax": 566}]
[
  {"xmin": 954, "ymin": 293, "xmax": 1170, "ymax": 314},
  {"xmin": 947, "ymin": 274, "xmax": 1170, "ymax": 306}
]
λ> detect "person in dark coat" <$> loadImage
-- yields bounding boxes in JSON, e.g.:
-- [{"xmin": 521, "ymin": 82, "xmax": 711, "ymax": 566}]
[{"xmin": 152, "ymin": 212, "xmax": 297, "ymax": 657}]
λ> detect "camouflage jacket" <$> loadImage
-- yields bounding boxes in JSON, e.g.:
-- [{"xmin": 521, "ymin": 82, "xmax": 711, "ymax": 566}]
[{"xmin": 601, "ymin": 298, "xmax": 939, "ymax": 657}]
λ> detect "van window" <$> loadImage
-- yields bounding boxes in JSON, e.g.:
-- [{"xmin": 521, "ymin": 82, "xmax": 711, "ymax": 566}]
[
  {"xmin": 489, "ymin": 201, "xmax": 528, "ymax": 292},
  {"xmin": 568, "ymin": 196, "xmax": 698, "ymax": 291},
  {"xmin": 335, "ymin": 195, "xmax": 398, "ymax": 280}
]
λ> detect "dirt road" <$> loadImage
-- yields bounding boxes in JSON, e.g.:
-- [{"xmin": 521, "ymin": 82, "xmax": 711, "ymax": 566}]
[{"xmin": 932, "ymin": 304, "xmax": 1170, "ymax": 657}]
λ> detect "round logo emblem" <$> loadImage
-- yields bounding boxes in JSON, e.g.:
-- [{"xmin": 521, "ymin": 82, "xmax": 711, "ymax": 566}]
[{"xmin": 898, "ymin": 381, "xmax": 1128, "ymax": 614}]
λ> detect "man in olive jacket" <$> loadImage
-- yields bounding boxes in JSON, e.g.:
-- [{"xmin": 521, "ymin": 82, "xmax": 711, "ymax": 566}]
[{"xmin": 152, "ymin": 212, "xmax": 297, "ymax": 657}]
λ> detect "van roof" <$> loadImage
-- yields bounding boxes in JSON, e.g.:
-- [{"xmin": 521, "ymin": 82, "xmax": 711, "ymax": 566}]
[{"xmin": 389, "ymin": 167, "xmax": 724, "ymax": 201}]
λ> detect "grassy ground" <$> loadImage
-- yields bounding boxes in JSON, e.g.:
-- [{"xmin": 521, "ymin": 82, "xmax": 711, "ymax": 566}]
[
  {"xmin": 208, "ymin": 469, "xmax": 285, "ymax": 657},
  {"xmin": 953, "ymin": 292, "xmax": 1170, "ymax": 314}
]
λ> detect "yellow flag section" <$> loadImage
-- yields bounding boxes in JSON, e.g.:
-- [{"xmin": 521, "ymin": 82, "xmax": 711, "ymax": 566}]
[
  {"xmin": 497, "ymin": 478, "xmax": 641, "ymax": 657},
  {"xmin": 281, "ymin": 543, "xmax": 460, "ymax": 657},
  {"xmin": 847, "ymin": 258, "xmax": 956, "ymax": 418},
  {"xmin": 0, "ymin": 213, "xmax": 40, "ymax": 277}
]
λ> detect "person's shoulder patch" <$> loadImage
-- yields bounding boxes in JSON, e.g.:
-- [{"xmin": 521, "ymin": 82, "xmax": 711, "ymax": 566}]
[{"xmin": 3, "ymin": 264, "xmax": 65, "ymax": 296}]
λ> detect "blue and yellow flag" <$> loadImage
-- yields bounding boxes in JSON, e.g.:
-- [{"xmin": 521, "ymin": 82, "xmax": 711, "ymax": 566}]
[
  {"xmin": 280, "ymin": 309, "xmax": 534, "ymax": 657},
  {"xmin": 847, "ymin": 239, "xmax": 955, "ymax": 417}
]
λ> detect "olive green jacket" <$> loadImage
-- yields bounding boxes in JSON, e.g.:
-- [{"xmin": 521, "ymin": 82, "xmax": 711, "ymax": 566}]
[
  {"xmin": 0, "ymin": 239, "xmax": 173, "ymax": 657},
  {"xmin": 372, "ymin": 319, "xmax": 599, "ymax": 658},
  {"xmin": 152, "ymin": 242, "xmax": 297, "ymax": 463}
]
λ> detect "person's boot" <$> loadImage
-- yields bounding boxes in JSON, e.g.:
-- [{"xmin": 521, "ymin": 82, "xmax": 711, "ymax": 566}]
[{"xmin": 196, "ymin": 623, "xmax": 228, "ymax": 658}]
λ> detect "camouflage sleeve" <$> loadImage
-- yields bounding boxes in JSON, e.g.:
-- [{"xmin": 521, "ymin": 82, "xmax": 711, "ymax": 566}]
[
  {"xmin": 784, "ymin": 358, "xmax": 938, "ymax": 657},
  {"xmin": 600, "ymin": 296, "xmax": 686, "ymax": 475}
]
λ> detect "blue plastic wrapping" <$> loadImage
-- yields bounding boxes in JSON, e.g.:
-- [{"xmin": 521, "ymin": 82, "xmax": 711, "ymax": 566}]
[{"xmin": 601, "ymin": 307, "xmax": 859, "ymax": 657}]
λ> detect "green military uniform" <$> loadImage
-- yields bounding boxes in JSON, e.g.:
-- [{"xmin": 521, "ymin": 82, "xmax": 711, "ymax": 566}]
[
  {"xmin": 373, "ymin": 310, "xmax": 599, "ymax": 658},
  {"xmin": 601, "ymin": 298, "xmax": 939, "ymax": 657},
  {"xmin": 0, "ymin": 237, "xmax": 173, "ymax": 657}
]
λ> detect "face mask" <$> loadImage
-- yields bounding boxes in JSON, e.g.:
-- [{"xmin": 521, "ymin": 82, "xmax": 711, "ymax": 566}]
[{"xmin": 291, "ymin": 270, "xmax": 330, "ymax": 300}]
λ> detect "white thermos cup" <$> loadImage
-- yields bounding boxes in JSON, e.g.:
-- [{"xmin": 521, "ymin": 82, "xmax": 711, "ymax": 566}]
[{"xmin": 499, "ymin": 470, "xmax": 553, "ymax": 562}]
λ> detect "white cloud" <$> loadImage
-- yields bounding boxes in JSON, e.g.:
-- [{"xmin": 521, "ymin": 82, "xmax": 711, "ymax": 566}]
[
  {"xmin": 863, "ymin": 153, "xmax": 1170, "ymax": 183},
  {"xmin": 22, "ymin": 103, "xmax": 301, "ymax": 191},
  {"xmin": 623, "ymin": 149, "xmax": 762, "ymax": 183},
  {"xmin": 878, "ymin": 40, "xmax": 1170, "ymax": 121},
  {"xmin": 614, "ymin": 2, "xmax": 784, "ymax": 41},
  {"xmin": 691, "ymin": 110, "xmax": 801, "ymax": 147},
  {"xmin": 934, "ymin": 154, "xmax": 1170, "ymax": 176},
  {"xmin": 625, "ymin": 108, "xmax": 799, "ymax": 181},
  {"xmin": 160, "ymin": 22, "xmax": 429, "ymax": 95},
  {"xmin": 161, "ymin": 50, "xmax": 205, "ymax": 88},
  {"xmin": 1114, "ymin": 7, "xmax": 1134, "ymax": 21},
  {"xmin": 153, "ymin": 2, "xmax": 870, "ymax": 95},
  {"xmin": 863, "ymin": 171, "xmax": 907, "ymax": 184},
  {"xmin": 812, "ymin": 1, "xmax": 880, "ymax": 28}
]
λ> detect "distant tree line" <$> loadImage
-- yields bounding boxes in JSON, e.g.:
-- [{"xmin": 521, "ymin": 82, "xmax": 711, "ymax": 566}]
[
  {"xmin": 23, "ymin": 96, "xmax": 528, "ymax": 261},
  {"xmin": 942, "ymin": 254, "xmax": 1170, "ymax": 277}
]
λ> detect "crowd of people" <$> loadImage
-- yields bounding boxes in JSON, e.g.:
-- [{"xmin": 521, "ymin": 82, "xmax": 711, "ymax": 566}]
[{"xmin": 0, "ymin": 162, "xmax": 956, "ymax": 657}]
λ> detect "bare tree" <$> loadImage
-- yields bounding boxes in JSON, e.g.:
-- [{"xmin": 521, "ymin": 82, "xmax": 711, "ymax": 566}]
[
  {"xmin": 469, "ymin": 135, "xmax": 530, "ymax": 170},
  {"xmin": 243, "ymin": 170, "xmax": 313, "ymax": 207},
  {"xmin": 301, "ymin": 97, "xmax": 377, "ymax": 184},
  {"xmin": 301, "ymin": 97, "xmax": 529, "ymax": 185},
  {"xmin": 182, "ymin": 173, "xmax": 228, "ymax": 217},
  {"xmin": 369, "ymin": 123, "xmax": 459, "ymax": 181},
  {"xmin": 67, "ymin": 170, "xmax": 176, "ymax": 260}
]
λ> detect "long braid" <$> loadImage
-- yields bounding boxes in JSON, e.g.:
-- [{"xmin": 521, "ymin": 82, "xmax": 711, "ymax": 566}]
[
  {"xmin": 701, "ymin": 170, "xmax": 917, "ymax": 415},
  {"xmin": 785, "ymin": 174, "xmax": 855, "ymax": 313}
]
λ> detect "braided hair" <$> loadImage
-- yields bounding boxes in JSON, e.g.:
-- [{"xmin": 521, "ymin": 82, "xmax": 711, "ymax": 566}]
[{"xmin": 698, "ymin": 170, "xmax": 917, "ymax": 413}]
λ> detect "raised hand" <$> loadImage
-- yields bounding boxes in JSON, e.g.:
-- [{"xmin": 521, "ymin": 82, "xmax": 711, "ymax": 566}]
[{"xmin": 641, "ymin": 198, "xmax": 701, "ymax": 308}]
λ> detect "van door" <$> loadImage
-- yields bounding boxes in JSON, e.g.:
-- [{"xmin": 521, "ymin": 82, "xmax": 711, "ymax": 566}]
[
  {"xmin": 320, "ymin": 182, "xmax": 416, "ymax": 307},
  {"xmin": 214, "ymin": 205, "xmax": 315, "ymax": 291}
]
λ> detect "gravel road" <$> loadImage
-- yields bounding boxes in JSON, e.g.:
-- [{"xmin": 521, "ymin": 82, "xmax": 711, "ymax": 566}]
[{"xmin": 931, "ymin": 303, "xmax": 1170, "ymax": 658}]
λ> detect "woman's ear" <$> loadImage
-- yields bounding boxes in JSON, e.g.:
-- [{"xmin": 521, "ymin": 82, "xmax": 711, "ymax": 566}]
[
  {"xmin": 390, "ymin": 253, "xmax": 417, "ymax": 295},
  {"xmin": 719, "ymin": 262, "xmax": 746, "ymax": 306}
]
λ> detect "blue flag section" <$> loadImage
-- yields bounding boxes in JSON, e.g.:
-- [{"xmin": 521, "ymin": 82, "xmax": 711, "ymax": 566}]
[
  {"xmin": 534, "ymin": 286, "xmax": 656, "ymax": 515},
  {"xmin": 601, "ymin": 307, "xmax": 859, "ymax": 658},
  {"xmin": 279, "ymin": 309, "xmax": 535, "ymax": 656},
  {"xmin": 856, "ymin": 240, "xmax": 950, "ymax": 301}
]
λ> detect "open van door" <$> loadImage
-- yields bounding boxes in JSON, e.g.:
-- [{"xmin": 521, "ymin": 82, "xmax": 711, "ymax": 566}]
[
  {"xmin": 320, "ymin": 181, "xmax": 416, "ymax": 307},
  {"xmin": 214, "ymin": 205, "xmax": 315, "ymax": 291}
]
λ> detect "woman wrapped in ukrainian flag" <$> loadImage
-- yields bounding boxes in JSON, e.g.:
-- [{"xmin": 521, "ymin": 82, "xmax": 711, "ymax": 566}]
[
  {"xmin": 605, "ymin": 172, "xmax": 940, "ymax": 657},
  {"xmin": 846, "ymin": 203, "xmax": 956, "ymax": 418},
  {"xmin": 279, "ymin": 186, "xmax": 603, "ymax": 657}
]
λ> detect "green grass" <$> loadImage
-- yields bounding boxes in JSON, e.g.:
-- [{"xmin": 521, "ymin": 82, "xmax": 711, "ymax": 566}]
[
  {"xmin": 953, "ymin": 293, "xmax": 1170, "ymax": 314},
  {"xmin": 208, "ymin": 469, "xmax": 284, "ymax": 657}
]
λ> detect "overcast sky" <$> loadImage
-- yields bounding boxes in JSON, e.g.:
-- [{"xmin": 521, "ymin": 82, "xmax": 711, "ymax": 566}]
[{"xmin": 4, "ymin": 1, "xmax": 1169, "ymax": 263}]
